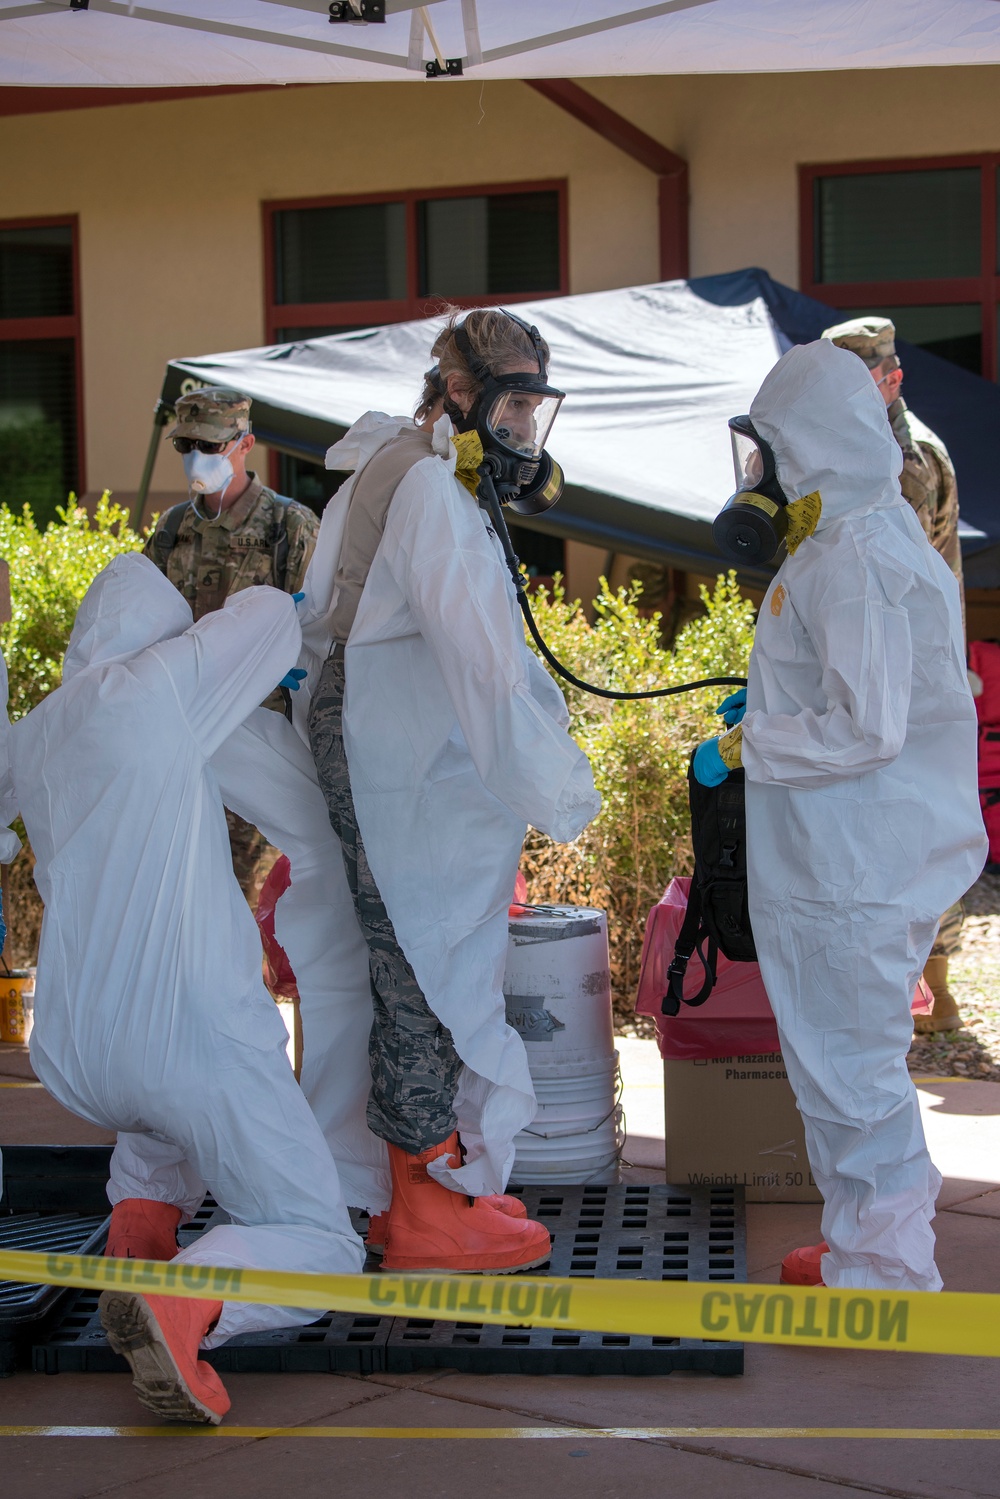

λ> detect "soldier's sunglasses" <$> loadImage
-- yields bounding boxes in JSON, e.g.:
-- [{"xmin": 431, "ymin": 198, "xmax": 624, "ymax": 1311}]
[{"xmin": 172, "ymin": 436, "xmax": 241, "ymax": 455}]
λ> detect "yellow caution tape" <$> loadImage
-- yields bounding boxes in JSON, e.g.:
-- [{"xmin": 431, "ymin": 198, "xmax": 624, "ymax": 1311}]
[{"xmin": 1, "ymin": 1249, "xmax": 999, "ymax": 1358}]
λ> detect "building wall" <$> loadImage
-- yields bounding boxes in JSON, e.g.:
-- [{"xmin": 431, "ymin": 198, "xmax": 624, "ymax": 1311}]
[
  {"xmin": 2, "ymin": 66, "xmax": 1000, "ymax": 619},
  {"xmin": 589, "ymin": 65, "xmax": 1000, "ymax": 286},
  {"xmin": 0, "ymin": 80, "xmax": 654, "ymax": 502}
]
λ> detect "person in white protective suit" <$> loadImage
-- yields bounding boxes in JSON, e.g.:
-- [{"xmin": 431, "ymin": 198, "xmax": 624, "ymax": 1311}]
[
  {"xmin": 694, "ymin": 339, "xmax": 986, "ymax": 1292},
  {"xmin": 211, "ymin": 706, "xmax": 391, "ymax": 1218},
  {"xmin": 8, "ymin": 554, "xmax": 364, "ymax": 1424},
  {"xmin": 287, "ymin": 307, "xmax": 600, "ymax": 1274},
  {"xmin": 0, "ymin": 654, "xmax": 22, "ymax": 979}
]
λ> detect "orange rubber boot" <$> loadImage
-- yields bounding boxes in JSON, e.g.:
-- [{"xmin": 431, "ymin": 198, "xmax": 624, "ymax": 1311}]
[
  {"xmin": 106, "ymin": 1199, "xmax": 182, "ymax": 1262},
  {"xmin": 381, "ymin": 1134, "xmax": 551, "ymax": 1274},
  {"xmin": 366, "ymin": 1193, "xmax": 527, "ymax": 1257},
  {"xmin": 99, "ymin": 1289, "xmax": 230, "ymax": 1425},
  {"xmin": 780, "ymin": 1242, "xmax": 829, "ymax": 1286}
]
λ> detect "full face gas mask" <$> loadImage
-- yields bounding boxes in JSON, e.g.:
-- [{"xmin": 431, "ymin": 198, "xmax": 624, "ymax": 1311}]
[
  {"xmin": 446, "ymin": 310, "xmax": 566, "ymax": 516},
  {"xmin": 431, "ymin": 311, "xmax": 744, "ymax": 707},
  {"xmin": 713, "ymin": 415, "xmax": 791, "ymax": 566}
]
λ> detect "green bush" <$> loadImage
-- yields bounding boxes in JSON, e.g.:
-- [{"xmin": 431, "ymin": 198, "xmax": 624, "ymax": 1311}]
[
  {"xmin": 0, "ymin": 416, "xmax": 65, "ymax": 528},
  {"xmin": 521, "ymin": 572, "xmax": 756, "ymax": 1022},
  {"xmin": 0, "ymin": 492, "xmax": 145, "ymax": 720}
]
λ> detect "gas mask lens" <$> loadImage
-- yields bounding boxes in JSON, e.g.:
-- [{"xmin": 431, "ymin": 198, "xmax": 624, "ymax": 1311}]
[
  {"xmin": 713, "ymin": 415, "xmax": 790, "ymax": 566},
  {"xmin": 731, "ymin": 428, "xmax": 766, "ymax": 491},
  {"xmin": 486, "ymin": 389, "xmax": 563, "ymax": 461}
]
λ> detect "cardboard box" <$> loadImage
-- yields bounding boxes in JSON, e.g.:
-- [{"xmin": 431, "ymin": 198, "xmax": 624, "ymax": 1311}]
[{"xmin": 663, "ymin": 1053, "xmax": 821, "ymax": 1203}]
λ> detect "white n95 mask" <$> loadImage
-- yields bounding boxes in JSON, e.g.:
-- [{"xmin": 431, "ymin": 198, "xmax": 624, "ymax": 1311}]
[{"xmin": 182, "ymin": 447, "xmax": 236, "ymax": 498}]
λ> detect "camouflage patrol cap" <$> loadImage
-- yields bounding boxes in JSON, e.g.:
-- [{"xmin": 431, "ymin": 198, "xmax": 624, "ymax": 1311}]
[
  {"xmin": 167, "ymin": 387, "xmax": 252, "ymax": 442},
  {"xmin": 821, "ymin": 317, "xmax": 898, "ymax": 369}
]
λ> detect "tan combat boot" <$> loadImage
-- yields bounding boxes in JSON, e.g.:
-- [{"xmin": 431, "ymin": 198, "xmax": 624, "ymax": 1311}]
[{"xmin": 913, "ymin": 955, "xmax": 961, "ymax": 1034}]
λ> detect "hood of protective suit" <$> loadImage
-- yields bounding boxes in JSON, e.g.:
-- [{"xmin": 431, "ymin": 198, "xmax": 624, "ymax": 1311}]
[
  {"xmin": 749, "ymin": 339, "xmax": 903, "ymax": 529},
  {"xmin": 63, "ymin": 553, "xmax": 193, "ymax": 683}
]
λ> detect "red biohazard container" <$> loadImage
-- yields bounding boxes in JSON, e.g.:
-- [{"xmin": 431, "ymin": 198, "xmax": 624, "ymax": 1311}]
[
  {"xmin": 635, "ymin": 878, "xmax": 779, "ymax": 1060},
  {"xmin": 635, "ymin": 879, "xmax": 819, "ymax": 1202},
  {"xmin": 635, "ymin": 878, "xmax": 930, "ymax": 1054},
  {"xmin": 255, "ymin": 855, "xmax": 298, "ymax": 1001},
  {"xmin": 968, "ymin": 640, "xmax": 1000, "ymax": 726}
]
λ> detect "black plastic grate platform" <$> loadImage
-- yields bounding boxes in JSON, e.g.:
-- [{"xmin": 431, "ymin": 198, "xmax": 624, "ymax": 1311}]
[
  {"xmin": 1, "ymin": 1146, "xmax": 114, "ymax": 1375},
  {"xmin": 0, "ymin": 1214, "xmax": 110, "ymax": 1312},
  {"xmin": 33, "ymin": 1183, "xmax": 745, "ymax": 1377}
]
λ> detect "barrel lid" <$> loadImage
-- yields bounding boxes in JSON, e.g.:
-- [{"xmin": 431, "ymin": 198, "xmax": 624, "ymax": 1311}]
[{"xmin": 508, "ymin": 905, "xmax": 604, "ymax": 942}]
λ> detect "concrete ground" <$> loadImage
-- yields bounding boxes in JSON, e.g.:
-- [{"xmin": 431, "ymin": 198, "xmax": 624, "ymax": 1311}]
[{"xmin": 1, "ymin": 1036, "xmax": 998, "ymax": 1499}]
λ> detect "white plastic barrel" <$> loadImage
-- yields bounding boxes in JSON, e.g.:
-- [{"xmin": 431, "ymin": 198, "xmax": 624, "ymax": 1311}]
[
  {"xmin": 503, "ymin": 905, "xmax": 622, "ymax": 1185},
  {"xmin": 503, "ymin": 905, "xmax": 614, "ymax": 1065},
  {"xmin": 514, "ymin": 1053, "xmax": 622, "ymax": 1179}
]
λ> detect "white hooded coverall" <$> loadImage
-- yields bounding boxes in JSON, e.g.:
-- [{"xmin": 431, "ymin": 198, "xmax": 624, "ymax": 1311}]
[
  {"xmin": 284, "ymin": 411, "xmax": 600, "ymax": 1200},
  {"xmin": 740, "ymin": 341, "xmax": 987, "ymax": 1291},
  {"xmin": 211, "ymin": 705, "xmax": 390, "ymax": 1214},
  {"xmin": 10, "ymin": 554, "xmax": 364, "ymax": 1346}
]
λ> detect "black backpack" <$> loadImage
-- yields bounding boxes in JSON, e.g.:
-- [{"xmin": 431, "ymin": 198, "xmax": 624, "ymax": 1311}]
[{"xmin": 661, "ymin": 757, "xmax": 757, "ymax": 1016}]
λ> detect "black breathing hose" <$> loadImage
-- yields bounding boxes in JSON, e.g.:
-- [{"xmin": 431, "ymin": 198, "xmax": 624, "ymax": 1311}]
[{"xmin": 479, "ymin": 472, "xmax": 748, "ymax": 703}]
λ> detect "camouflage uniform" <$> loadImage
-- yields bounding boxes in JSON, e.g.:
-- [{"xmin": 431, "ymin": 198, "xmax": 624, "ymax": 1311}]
[
  {"xmin": 888, "ymin": 398, "xmax": 963, "ymax": 611},
  {"xmin": 822, "ymin": 318, "xmax": 964, "ymax": 613},
  {"xmin": 144, "ymin": 483, "xmax": 318, "ymax": 626},
  {"xmin": 145, "ymin": 388, "xmax": 320, "ymax": 895},
  {"xmin": 823, "ymin": 319, "xmax": 967, "ymax": 969},
  {"xmin": 307, "ymin": 649, "xmax": 463, "ymax": 1152}
]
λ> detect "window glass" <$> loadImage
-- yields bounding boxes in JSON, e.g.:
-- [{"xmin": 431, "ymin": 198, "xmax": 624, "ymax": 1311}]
[
  {"xmin": 419, "ymin": 191, "xmax": 560, "ymax": 297},
  {"xmin": 0, "ymin": 338, "xmax": 77, "ymax": 524},
  {"xmin": 487, "ymin": 191, "xmax": 560, "ymax": 293},
  {"xmin": 274, "ymin": 203, "xmax": 407, "ymax": 305},
  {"xmin": 506, "ymin": 521, "xmax": 565, "ymax": 581},
  {"xmin": 815, "ymin": 169, "xmax": 980, "ymax": 282},
  {"xmin": 421, "ymin": 197, "xmax": 489, "ymax": 297},
  {"xmin": 273, "ymin": 324, "xmax": 367, "ymax": 343},
  {"xmin": 0, "ymin": 224, "xmax": 74, "ymax": 320},
  {"xmin": 276, "ymin": 453, "xmax": 347, "ymax": 515},
  {"xmin": 840, "ymin": 303, "xmax": 982, "ymax": 376}
]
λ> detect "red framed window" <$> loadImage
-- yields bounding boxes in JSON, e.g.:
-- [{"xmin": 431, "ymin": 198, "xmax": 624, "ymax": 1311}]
[
  {"xmin": 263, "ymin": 180, "xmax": 568, "ymax": 346},
  {"xmin": 799, "ymin": 155, "xmax": 1000, "ymax": 382},
  {"xmin": 0, "ymin": 216, "xmax": 84, "ymax": 523},
  {"xmin": 262, "ymin": 181, "xmax": 569, "ymax": 554}
]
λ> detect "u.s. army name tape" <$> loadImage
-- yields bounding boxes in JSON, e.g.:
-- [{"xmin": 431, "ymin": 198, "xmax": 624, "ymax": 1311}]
[{"xmin": 0, "ymin": 1249, "xmax": 998, "ymax": 1357}]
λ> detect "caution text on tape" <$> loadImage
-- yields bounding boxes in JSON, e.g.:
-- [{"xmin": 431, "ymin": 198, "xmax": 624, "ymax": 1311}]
[{"xmin": 0, "ymin": 1249, "xmax": 997, "ymax": 1359}]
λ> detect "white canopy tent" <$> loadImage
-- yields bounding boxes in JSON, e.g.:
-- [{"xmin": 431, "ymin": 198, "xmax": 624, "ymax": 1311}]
[{"xmin": 4, "ymin": 0, "xmax": 1000, "ymax": 87}]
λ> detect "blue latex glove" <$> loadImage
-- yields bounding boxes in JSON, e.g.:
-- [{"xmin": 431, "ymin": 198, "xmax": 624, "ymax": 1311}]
[
  {"xmin": 716, "ymin": 688, "xmax": 747, "ymax": 727},
  {"xmin": 279, "ymin": 668, "xmax": 307, "ymax": 691},
  {"xmin": 292, "ymin": 591, "xmax": 306, "ymax": 608},
  {"xmin": 692, "ymin": 737, "xmax": 730, "ymax": 787}
]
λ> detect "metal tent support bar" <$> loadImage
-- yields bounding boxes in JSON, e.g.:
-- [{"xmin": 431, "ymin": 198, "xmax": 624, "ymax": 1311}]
[{"xmin": 133, "ymin": 401, "xmax": 169, "ymax": 531}]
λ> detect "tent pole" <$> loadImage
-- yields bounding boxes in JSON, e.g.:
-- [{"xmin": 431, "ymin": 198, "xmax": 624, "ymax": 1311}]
[{"xmin": 134, "ymin": 402, "xmax": 168, "ymax": 532}]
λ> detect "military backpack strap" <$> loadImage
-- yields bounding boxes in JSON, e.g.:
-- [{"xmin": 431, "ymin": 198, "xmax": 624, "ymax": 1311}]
[
  {"xmin": 661, "ymin": 883, "xmax": 718, "ymax": 1016},
  {"xmin": 148, "ymin": 502, "xmax": 188, "ymax": 574},
  {"xmin": 269, "ymin": 497, "xmax": 291, "ymax": 591}
]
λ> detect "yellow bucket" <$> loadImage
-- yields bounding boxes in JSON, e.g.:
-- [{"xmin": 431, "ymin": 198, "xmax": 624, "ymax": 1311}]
[{"xmin": 0, "ymin": 970, "xmax": 36, "ymax": 1045}]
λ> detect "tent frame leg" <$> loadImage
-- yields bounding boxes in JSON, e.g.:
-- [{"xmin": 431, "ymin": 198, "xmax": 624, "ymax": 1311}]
[{"xmin": 134, "ymin": 402, "xmax": 168, "ymax": 531}]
